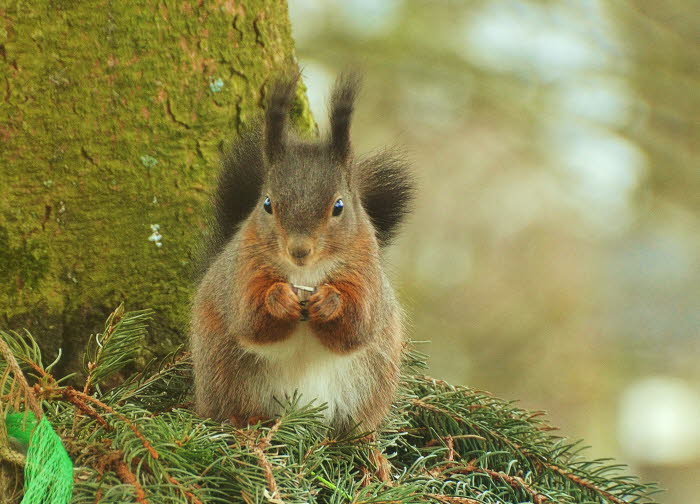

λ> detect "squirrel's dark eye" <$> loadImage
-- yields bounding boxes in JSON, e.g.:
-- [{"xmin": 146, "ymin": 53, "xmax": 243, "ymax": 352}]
[
  {"xmin": 332, "ymin": 198, "xmax": 344, "ymax": 217},
  {"xmin": 263, "ymin": 196, "xmax": 272, "ymax": 214}
]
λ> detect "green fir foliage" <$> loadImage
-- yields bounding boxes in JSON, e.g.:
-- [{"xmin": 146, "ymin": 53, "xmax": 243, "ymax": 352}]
[
  {"xmin": 0, "ymin": 308, "xmax": 659, "ymax": 503},
  {"xmin": 82, "ymin": 304, "xmax": 153, "ymax": 391}
]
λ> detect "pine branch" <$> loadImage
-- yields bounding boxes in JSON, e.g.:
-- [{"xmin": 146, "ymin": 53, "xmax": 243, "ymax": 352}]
[
  {"xmin": 0, "ymin": 331, "xmax": 42, "ymax": 418},
  {"xmin": 0, "ymin": 308, "xmax": 660, "ymax": 504},
  {"xmin": 82, "ymin": 304, "xmax": 153, "ymax": 393}
]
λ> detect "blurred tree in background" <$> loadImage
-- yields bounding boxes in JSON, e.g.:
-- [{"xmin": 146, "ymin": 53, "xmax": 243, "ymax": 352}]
[{"xmin": 289, "ymin": 1, "xmax": 699, "ymax": 502}]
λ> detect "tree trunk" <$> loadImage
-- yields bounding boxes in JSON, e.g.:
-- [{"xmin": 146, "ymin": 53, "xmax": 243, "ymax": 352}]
[{"xmin": 0, "ymin": 0, "xmax": 313, "ymax": 373}]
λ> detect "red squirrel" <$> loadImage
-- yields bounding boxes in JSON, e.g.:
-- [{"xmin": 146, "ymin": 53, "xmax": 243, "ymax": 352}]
[{"xmin": 190, "ymin": 74, "xmax": 415, "ymax": 432}]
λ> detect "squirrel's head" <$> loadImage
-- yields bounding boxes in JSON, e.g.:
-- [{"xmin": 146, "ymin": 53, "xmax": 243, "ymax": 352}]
[
  {"xmin": 250, "ymin": 74, "xmax": 369, "ymax": 271},
  {"xmin": 207, "ymin": 73, "xmax": 414, "ymax": 277}
]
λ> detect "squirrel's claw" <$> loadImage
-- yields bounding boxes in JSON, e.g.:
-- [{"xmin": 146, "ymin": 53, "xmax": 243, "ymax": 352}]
[
  {"xmin": 265, "ymin": 282, "xmax": 302, "ymax": 321},
  {"xmin": 308, "ymin": 284, "xmax": 343, "ymax": 323}
]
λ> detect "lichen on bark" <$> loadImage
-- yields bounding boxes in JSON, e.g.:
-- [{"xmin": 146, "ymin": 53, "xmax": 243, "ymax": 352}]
[{"xmin": 0, "ymin": 0, "xmax": 314, "ymax": 374}]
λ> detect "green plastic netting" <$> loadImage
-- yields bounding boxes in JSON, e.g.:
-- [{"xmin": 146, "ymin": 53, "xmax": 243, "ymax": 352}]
[{"xmin": 5, "ymin": 412, "xmax": 73, "ymax": 504}]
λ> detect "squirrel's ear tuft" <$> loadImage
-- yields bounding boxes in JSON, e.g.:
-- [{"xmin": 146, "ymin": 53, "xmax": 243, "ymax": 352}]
[
  {"xmin": 264, "ymin": 75, "xmax": 298, "ymax": 164},
  {"xmin": 329, "ymin": 73, "xmax": 361, "ymax": 164},
  {"xmin": 357, "ymin": 150, "xmax": 416, "ymax": 246}
]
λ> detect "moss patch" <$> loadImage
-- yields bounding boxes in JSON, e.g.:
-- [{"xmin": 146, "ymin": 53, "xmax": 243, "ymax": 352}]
[{"xmin": 0, "ymin": 0, "xmax": 313, "ymax": 373}]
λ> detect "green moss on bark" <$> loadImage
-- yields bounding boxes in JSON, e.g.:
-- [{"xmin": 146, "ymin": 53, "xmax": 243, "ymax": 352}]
[{"xmin": 0, "ymin": 0, "xmax": 313, "ymax": 373}]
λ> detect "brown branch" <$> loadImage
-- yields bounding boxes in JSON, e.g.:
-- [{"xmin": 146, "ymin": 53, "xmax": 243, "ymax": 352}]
[
  {"xmin": 115, "ymin": 459, "xmax": 148, "ymax": 504},
  {"xmin": 445, "ymin": 436, "xmax": 455, "ymax": 462},
  {"xmin": 260, "ymin": 417, "xmax": 283, "ymax": 448},
  {"xmin": 542, "ymin": 461, "xmax": 629, "ymax": 504},
  {"xmin": 61, "ymin": 388, "xmax": 109, "ymax": 428},
  {"xmin": 245, "ymin": 418, "xmax": 283, "ymax": 502},
  {"xmin": 24, "ymin": 359, "xmax": 51, "ymax": 380},
  {"xmin": 84, "ymin": 440, "xmax": 194, "ymax": 504},
  {"xmin": 252, "ymin": 444, "xmax": 281, "ymax": 501},
  {"xmin": 168, "ymin": 476, "xmax": 204, "ymax": 504},
  {"xmin": 416, "ymin": 375, "xmax": 455, "ymax": 389},
  {"xmin": 411, "ymin": 398, "xmax": 464, "ymax": 424},
  {"xmin": 0, "ymin": 446, "xmax": 26, "ymax": 467},
  {"xmin": 425, "ymin": 434, "xmax": 486, "ymax": 448},
  {"xmin": 96, "ymin": 450, "xmax": 148, "ymax": 504},
  {"xmin": 370, "ymin": 447, "xmax": 392, "ymax": 483},
  {"xmin": 424, "ymin": 435, "xmax": 488, "ymax": 462},
  {"xmin": 63, "ymin": 387, "xmax": 159, "ymax": 460},
  {"xmin": 427, "ymin": 495, "xmax": 482, "ymax": 504},
  {"xmin": 0, "ymin": 336, "xmax": 42, "ymax": 418},
  {"xmin": 359, "ymin": 466, "xmax": 372, "ymax": 487},
  {"xmin": 448, "ymin": 465, "xmax": 552, "ymax": 504}
]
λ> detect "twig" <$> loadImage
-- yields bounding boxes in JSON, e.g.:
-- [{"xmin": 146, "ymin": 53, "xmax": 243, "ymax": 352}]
[
  {"xmin": 0, "ymin": 446, "xmax": 26, "ymax": 467},
  {"xmin": 96, "ymin": 450, "xmax": 148, "ymax": 504},
  {"xmin": 168, "ymin": 476, "xmax": 204, "ymax": 504},
  {"xmin": 260, "ymin": 417, "xmax": 283, "ymax": 448},
  {"xmin": 67, "ymin": 388, "xmax": 159, "ymax": 460},
  {"xmin": 425, "ymin": 434, "xmax": 486, "ymax": 447},
  {"xmin": 252, "ymin": 418, "xmax": 283, "ymax": 502},
  {"xmin": 64, "ymin": 388, "xmax": 201, "ymax": 503},
  {"xmin": 370, "ymin": 447, "xmax": 392, "ymax": 483},
  {"xmin": 253, "ymin": 444, "xmax": 281, "ymax": 502},
  {"xmin": 427, "ymin": 495, "xmax": 481, "ymax": 504},
  {"xmin": 115, "ymin": 459, "xmax": 149, "ymax": 504},
  {"xmin": 542, "ymin": 461, "xmax": 629, "ymax": 504},
  {"xmin": 83, "ymin": 304, "xmax": 124, "ymax": 396},
  {"xmin": 448, "ymin": 465, "xmax": 552, "ymax": 504},
  {"xmin": 411, "ymin": 398, "xmax": 464, "ymax": 425},
  {"xmin": 0, "ymin": 336, "xmax": 42, "ymax": 418},
  {"xmin": 445, "ymin": 436, "xmax": 455, "ymax": 462},
  {"xmin": 61, "ymin": 388, "xmax": 109, "ymax": 428}
]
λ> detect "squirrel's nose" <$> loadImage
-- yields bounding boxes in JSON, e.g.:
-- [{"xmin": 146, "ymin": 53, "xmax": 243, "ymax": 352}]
[
  {"xmin": 287, "ymin": 236, "xmax": 314, "ymax": 261},
  {"xmin": 288, "ymin": 245, "xmax": 311, "ymax": 259}
]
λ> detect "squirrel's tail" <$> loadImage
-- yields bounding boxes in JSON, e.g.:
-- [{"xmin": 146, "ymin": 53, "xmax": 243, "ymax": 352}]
[
  {"xmin": 193, "ymin": 127, "xmax": 265, "ymax": 278},
  {"xmin": 357, "ymin": 149, "xmax": 416, "ymax": 246}
]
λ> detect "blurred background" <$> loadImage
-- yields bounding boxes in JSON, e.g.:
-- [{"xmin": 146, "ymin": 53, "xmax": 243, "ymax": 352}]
[{"xmin": 288, "ymin": 0, "xmax": 699, "ymax": 501}]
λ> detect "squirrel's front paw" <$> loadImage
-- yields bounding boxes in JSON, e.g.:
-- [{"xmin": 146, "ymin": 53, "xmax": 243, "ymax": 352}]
[
  {"xmin": 308, "ymin": 284, "xmax": 343, "ymax": 323},
  {"xmin": 265, "ymin": 282, "xmax": 302, "ymax": 321}
]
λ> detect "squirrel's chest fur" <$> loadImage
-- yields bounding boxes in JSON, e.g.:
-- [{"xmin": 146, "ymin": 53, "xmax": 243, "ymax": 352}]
[
  {"xmin": 252, "ymin": 323, "xmax": 365, "ymax": 421},
  {"xmin": 246, "ymin": 266, "xmax": 367, "ymax": 421}
]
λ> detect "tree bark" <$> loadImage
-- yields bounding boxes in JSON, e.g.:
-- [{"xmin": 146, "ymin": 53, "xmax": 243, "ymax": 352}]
[{"xmin": 0, "ymin": 0, "xmax": 313, "ymax": 373}]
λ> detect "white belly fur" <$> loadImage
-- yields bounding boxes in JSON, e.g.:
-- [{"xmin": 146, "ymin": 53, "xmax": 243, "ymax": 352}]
[
  {"xmin": 240, "ymin": 262, "xmax": 366, "ymax": 421},
  {"xmin": 252, "ymin": 323, "xmax": 365, "ymax": 421}
]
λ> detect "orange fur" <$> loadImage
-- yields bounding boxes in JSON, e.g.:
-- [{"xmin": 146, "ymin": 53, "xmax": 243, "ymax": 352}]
[
  {"xmin": 240, "ymin": 265, "xmax": 299, "ymax": 345},
  {"xmin": 196, "ymin": 300, "xmax": 226, "ymax": 336},
  {"xmin": 309, "ymin": 265, "xmax": 374, "ymax": 354}
]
